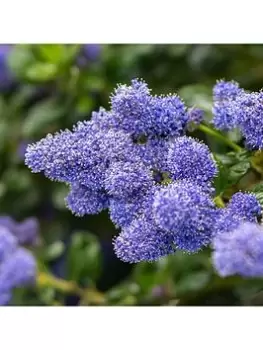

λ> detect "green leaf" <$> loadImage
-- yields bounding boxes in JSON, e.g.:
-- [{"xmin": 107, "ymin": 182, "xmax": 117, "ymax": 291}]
[
  {"xmin": 227, "ymin": 160, "xmax": 251, "ymax": 186},
  {"xmin": 176, "ymin": 271, "xmax": 210, "ymax": 294},
  {"xmin": 25, "ymin": 62, "xmax": 58, "ymax": 82},
  {"xmin": 22, "ymin": 99, "xmax": 65, "ymax": 137},
  {"xmin": 68, "ymin": 231, "xmax": 102, "ymax": 283},
  {"xmin": 213, "ymin": 155, "xmax": 229, "ymax": 196},
  {"xmin": 45, "ymin": 241, "xmax": 65, "ymax": 261},
  {"xmin": 250, "ymin": 182, "xmax": 263, "ymax": 206},
  {"xmin": 38, "ymin": 45, "xmax": 66, "ymax": 64},
  {"xmin": 7, "ymin": 45, "xmax": 35, "ymax": 78},
  {"xmin": 52, "ymin": 184, "xmax": 69, "ymax": 210},
  {"xmin": 179, "ymin": 84, "xmax": 212, "ymax": 116}
]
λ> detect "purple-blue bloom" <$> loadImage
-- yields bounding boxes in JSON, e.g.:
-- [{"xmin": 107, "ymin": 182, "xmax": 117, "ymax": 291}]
[
  {"xmin": 213, "ymin": 80, "xmax": 242, "ymax": 101},
  {"xmin": 66, "ymin": 183, "xmax": 109, "ymax": 216},
  {"xmin": 237, "ymin": 91, "xmax": 263, "ymax": 149},
  {"xmin": 104, "ymin": 161, "xmax": 154, "ymax": 199},
  {"xmin": 166, "ymin": 136, "xmax": 217, "ymax": 190},
  {"xmin": 212, "ymin": 222, "xmax": 263, "ymax": 277},
  {"xmin": 113, "ymin": 216, "xmax": 176, "ymax": 263},
  {"xmin": 110, "ymin": 79, "xmax": 188, "ymax": 138},
  {"xmin": 227, "ymin": 192, "xmax": 261, "ymax": 222},
  {"xmin": 0, "ymin": 216, "xmax": 40, "ymax": 246},
  {"xmin": 153, "ymin": 180, "xmax": 218, "ymax": 252},
  {"xmin": 212, "ymin": 80, "xmax": 244, "ymax": 131},
  {"xmin": 77, "ymin": 44, "xmax": 102, "ymax": 66},
  {"xmin": 0, "ymin": 226, "xmax": 36, "ymax": 305}
]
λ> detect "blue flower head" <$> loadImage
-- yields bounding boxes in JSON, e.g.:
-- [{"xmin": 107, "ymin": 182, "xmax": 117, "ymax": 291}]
[
  {"xmin": 113, "ymin": 216, "xmax": 176, "ymax": 263},
  {"xmin": 212, "ymin": 80, "xmax": 244, "ymax": 131},
  {"xmin": 0, "ymin": 227, "xmax": 17, "ymax": 263},
  {"xmin": 0, "ymin": 216, "xmax": 40, "ymax": 246},
  {"xmin": 65, "ymin": 183, "xmax": 109, "ymax": 216},
  {"xmin": 104, "ymin": 161, "xmax": 154, "ymax": 199},
  {"xmin": 212, "ymin": 222, "xmax": 263, "ymax": 277},
  {"xmin": 153, "ymin": 180, "xmax": 218, "ymax": 252},
  {"xmin": 0, "ymin": 247, "xmax": 36, "ymax": 291},
  {"xmin": 110, "ymin": 79, "xmax": 152, "ymax": 136},
  {"xmin": 227, "ymin": 192, "xmax": 261, "ymax": 222},
  {"xmin": 110, "ymin": 79, "xmax": 188, "ymax": 138},
  {"xmin": 213, "ymin": 80, "xmax": 241, "ymax": 101},
  {"xmin": 237, "ymin": 92, "xmax": 263, "ymax": 149},
  {"xmin": 0, "ymin": 226, "xmax": 36, "ymax": 305},
  {"xmin": 166, "ymin": 136, "xmax": 217, "ymax": 190},
  {"xmin": 142, "ymin": 95, "xmax": 188, "ymax": 137}
]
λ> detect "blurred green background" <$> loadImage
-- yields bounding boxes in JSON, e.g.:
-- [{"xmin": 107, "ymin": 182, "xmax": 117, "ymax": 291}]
[{"xmin": 2, "ymin": 44, "xmax": 263, "ymax": 306}]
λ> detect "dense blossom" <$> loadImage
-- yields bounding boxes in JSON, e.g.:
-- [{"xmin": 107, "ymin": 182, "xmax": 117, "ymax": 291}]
[
  {"xmin": 0, "ymin": 226, "xmax": 36, "ymax": 305},
  {"xmin": 237, "ymin": 92, "xmax": 263, "ymax": 149},
  {"xmin": 166, "ymin": 136, "xmax": 217, "ymax": 189},
  {"xmin": 212, "ymin": 222, "xmax": 263, "ymax": 277},
  {"xmin": 153, "ymin": 181, "xmax": 218, "ymax": 252},
  {"xmin": 65, "ymin": 183, "xmax": 109, "ymax": 216},
  {"xmin": 212, "ymin": 80, "xmax": 263, "ymax": 149},
  {"xmin": 212, "ymin": 80, "xmax": 244, "ymax": 130},
  {"xmin": 26, "ymin": 77, "xmax": 263, "ymax": 268},
  {"xmin": 227, "ymin": 192, "xmax": 261, "ymax": 222},
  {"xmin": 110, "ymin": 79, "xmax": 188, "ymax": 138},
  {"xmin": 104, "ymin": 161, "xmax": 154, "ymax": 198},
  {"xmin": 0, "ymin": 216, "xmax": 40, "ymax": 246},
  {"xmin": 113, "ymin": 216, "xmax": 176, "ymax": 263}
]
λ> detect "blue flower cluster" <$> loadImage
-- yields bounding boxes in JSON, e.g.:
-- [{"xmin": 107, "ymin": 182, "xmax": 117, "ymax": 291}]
[
  {"xmin": 212, "ymin": 79, "xmax": 263, "ymax": 149},
  {"xmin": 0, "ymin": 216, "xmax": 40, "ymax": 246},
  {"xmin": 26, "ymin": 78, "xmax": 263, "ymax": 276},
  {"xmin": 0, "ymin": 225, "xmax": 36, "ymax": 305}
]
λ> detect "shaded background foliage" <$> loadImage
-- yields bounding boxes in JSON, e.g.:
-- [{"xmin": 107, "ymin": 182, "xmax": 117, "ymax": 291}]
[{"xmin": 2, "ymin": 44, "xmax": 263, "ymax": 306}]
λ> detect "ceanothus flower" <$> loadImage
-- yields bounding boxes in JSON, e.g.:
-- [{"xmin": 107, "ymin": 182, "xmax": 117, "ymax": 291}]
[
  {"xmin": 0, "ymin": 248, "xmax": 36, "ymax": 291},
  {"xmin": 227, "ymin": 192, "xmax": 261, "ymax": 222},
  {"xmin": 237, "ymin": 91, "xmax": 263, "ymax": 149},
  {"xmin": 137, "ymin": 137, "xmax": 170, "ymax": 172},
  {"xmin": 0, "ymin": 226, "xmax": 36, "ymax": 305},
  {"xmin": 153, "ymin": 180, "xmax": 218, "ymax": 252},
  {"xmin": 142, "ymin": 95, "xmax": 188, "ymax": 137},
  {"xmin": 0, "ymin": 227, "xmax": 17, "ymax": 262},
  {"xmin": 166, "ymin": 136, "xmax": 217, "ymax": 190},
  {"xmin": 213, "ymin": 80, "xmax": 242, "ymax": 101},
  {"xmin": 104, "ymin": 161, "xmax": 154, "ymax": 198},
  {"xmin": 109, "ymin": 189, "xmax": 153, "ymax": 228},
  {"xmin": 110, "ymin": 79, "xmax": 188, "ymax": 138},
  {"xmin": 110, "ymin": 79, "xmax": 152, "ymax": 136},
  {"xmin": 113, "ymin": 216, "xmax": 176, "ymax": 263},
  {"xmin": 66, "ymin": 183, "xmax": 109, "ymax": 216},
  {"xmin": 0, "ymin": 216, "xmax": 40, "ymax": 246},
  {"xmin": 212, "ymin": 222, "xmax": 263, "ymax": 277},
  {"xmin": 212, "ymin": 80, "xmax": 244, "ymax": 130}
]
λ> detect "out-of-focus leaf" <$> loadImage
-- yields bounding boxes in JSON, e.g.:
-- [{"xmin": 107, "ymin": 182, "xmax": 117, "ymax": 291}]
[
  {"xmin": 22, "ymin": 99, "xmax": 65, "ymax": 137},
  {"xmin": 68, "ymin": 231, "xmax": 102, "ymax": 283},
  {"xmin": 38, "ymin": 45, "xmax": 66, "ymax": 64},
  {"xmin": 52, "ymin": 184, "xmax": 69, "ymax": 210},
  {"xmin": 176, "ymin": 271, "xmax": 210, "ymax": 294},
  {"xmin": 213, "ymin": 155, "xmax": 229, "ymax": 196},
  {"xmin": 227, "ymin": 161, "xmax": 251, "ymax": 186},
  {"xmin": 7, "ymin": 45, "xmax": 35, "ymax": 78},
  {"xmin": 25, "ymin": 62, "xmax": 58, "ymax": 82},
  {"xmin": 45, "ymin": 241, "xmax": 65, "ymax": 262},
  {"xmin": 179, "ymin": 84, "xmax": 212, "ymax": 115},
  {"xmin": 250, "ymin": 182, "xmax": 263, "ymax": 206}
]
